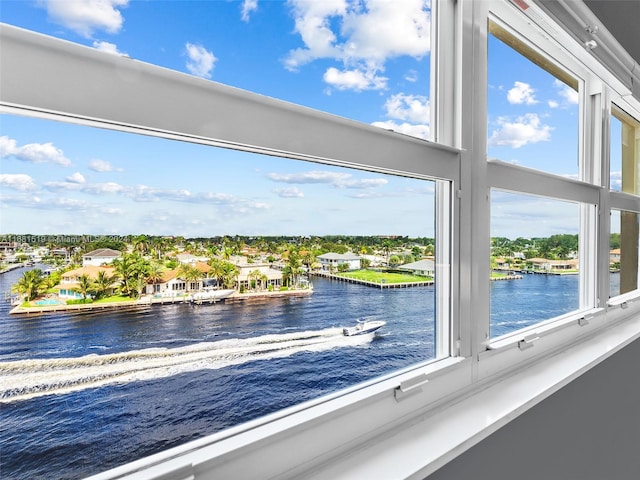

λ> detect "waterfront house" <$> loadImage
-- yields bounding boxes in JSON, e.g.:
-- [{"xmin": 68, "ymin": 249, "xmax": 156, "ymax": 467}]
[
  {"xmin": 317, "ymin": 252, "xmax": 361, "ymax": 271},
  {"xmin": 397, "ymin": 259, "xmax": 435, "ymax": 277},
  {"xmin": 57, "ymin": 265, "xmax": 117, "ymax": 299},
  {"xmin": 82, "ymin": 248, "xmax": 121, "ymax": 266},
  {"xmin": 234, "ymin": 261, "xmax": 283, "ymax": 291},
  {"xmin": 611, "ymin": 248, "xmax": 621, "ymax": 263},
  {"xmin": 0, "ymin": 241, "xmax": 18, "ymax": 255},
  {"xmin": 548, "ymin": 259, "xmax": 579, "ymax": 271},
  {"xmin": 147, "ymin": 261, "xmax": 212, "ymax": 295}
]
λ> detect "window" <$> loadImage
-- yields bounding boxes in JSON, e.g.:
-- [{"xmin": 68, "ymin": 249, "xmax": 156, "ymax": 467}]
[
  {"xmin": 611, "ymin": 108, "xmax": 640, "ymax": 195},
  {"xmin": 3, "ymin": 1, "xmax": 640, "ymax": 479},
  {"xmin": 0, "ymin": 6, "xmax": 454, "ymax": 474},
  {"xmin": 490, "ymin": 190, "xmax": 580, "ymax": 337},
  {"xmin": 0, "ymin": 1, "xmax": 432, "ymax": 141},
  {"xmin": 609, "ymin": 107, "xmax": 640, "ymax": 298},
  {"xmin": 610, "ymin": 209, "xmax": 639, "ymax": 297},
  {"xmin": 485, "ymin": 15, "xmax": 595, "ymax": 340},
  {"xmin": 488, "ymin": 21, "xmax": 579, "ymax": 177}
]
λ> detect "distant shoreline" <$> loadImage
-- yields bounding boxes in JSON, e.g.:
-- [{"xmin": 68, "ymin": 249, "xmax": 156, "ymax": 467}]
[{"xmin": 10, "ymin": 288, "xmax": 314, "ymax": 316}]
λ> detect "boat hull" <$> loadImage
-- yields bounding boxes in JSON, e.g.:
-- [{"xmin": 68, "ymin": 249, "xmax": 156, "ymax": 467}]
[
  {"xmin": 342, "ymin": 320, "xmax": 386, "ymax": 336},
  {"xmin": 191, "ymin": 289, "xmax": 235, "ymax": 303}
]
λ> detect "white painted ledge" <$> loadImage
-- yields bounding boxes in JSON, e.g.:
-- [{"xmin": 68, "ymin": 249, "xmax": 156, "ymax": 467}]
[{"xmin": 300, "ymin": 309, "xmax": 640, "ymax": 480}]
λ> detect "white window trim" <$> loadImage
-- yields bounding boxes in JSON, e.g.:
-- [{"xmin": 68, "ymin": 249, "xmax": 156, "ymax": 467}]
[{"xmin": 3, "ymin": 0, "xmax": 640, "ymax": 477}]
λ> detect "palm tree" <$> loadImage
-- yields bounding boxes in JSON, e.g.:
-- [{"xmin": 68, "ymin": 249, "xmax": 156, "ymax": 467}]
[
  {"xmin": 248, "ymin": 269, "xmax": 264, "ymax": 291},
  {"xmin": 302, "ymin": 251, "xmax": 316, "ymax": 273},
  {"xmin": 145, "ymin": 261, "xmax": 165, "ymax": 293},
  {"xmin": 94, "ymin": 270, "xmax": 117, "ymax": 299},
  {"xmin": 285, "ymin": 250, "xmax": 302, "ymax": 288},
  {"xmin": 178, "ymin": 264, "xmax": 203, "ymax": 293},
  {"xmin": 132, "ymin": 234, "xmax": 150, "ymax": 255},
  {"xmin": 258, "ymin": 272, "xmax": 268, "ymax": 291},
  {"xmin": 381, "ymin": 239, "xmax": 392, "ymax": 266},
  {"xmin": 112, "ymin": 253, "xmax": 150, "ymax": 298},
  {"xmin": 208, "ymin": 258, "xmax": 226, "ymax": 288},
  {"xmin": 13, "ymin": 269, "xmax": 46, "ymax": 301},
  {"xmin": 219, "ymin": 262, "xmax": 239, "ymax": 289},
  {"xmin": 75, "ymin": 274, "xmax": 94, "ymax": 301}
]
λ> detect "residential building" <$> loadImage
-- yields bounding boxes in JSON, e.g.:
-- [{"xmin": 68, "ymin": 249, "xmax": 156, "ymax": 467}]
[
  {"xmin": 317, "ymin": 252, "xmax": 362, "ymax": 271},
  {"xmin": 57, "ymin": 265, "xmax": 117, "ymax": 299},
  {"xmin": 81, "ymin": 248, "xmax": 121, "ymax": 266},
  {"xmin": 147, "ymin": 262, "xmax": 211, "ymax": 295},
  {"xmin": 397, "ymin": 259, "xmax": 435, "ymax": 277},
  {"xmin": 234, "ymin": 261, "xmax": 283, "ymax": 291}
]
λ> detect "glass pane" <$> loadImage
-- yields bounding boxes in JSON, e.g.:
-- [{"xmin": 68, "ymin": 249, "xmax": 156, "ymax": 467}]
[
  {"xmin": 611, "ymin": 109, "xmax": 640, "ymax": 195},
  {"xmin": 610, "ymin": 115, "xmax": 623, "ymax": 191},
  {"xmin": 0, "ymin": 0, "xmax": 432, "ymax": 140},
  {"xmin": 490, "ymin": 190, "xmax": 580, "ymax": 338},
  {"xmin": 610, "ymin": 209, "xmax": 639, "ymax": 297},
  {"xmin": 0, "ymin": 114, "xmax": 438, "ymax": 478},
  {"xmin": 488, "ymin": 24, "xmax": 579, "ymax": 177}
]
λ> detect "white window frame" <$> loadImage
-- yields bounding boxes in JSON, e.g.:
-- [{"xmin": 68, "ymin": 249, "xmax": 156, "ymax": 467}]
[
  {"xmin": 607, "ymin": 100, "xmax": 640, "ymax": 303},
  {"xmin": 0, "ymin": 11, "xmax": 466, "ymax": 479},
  {"xmin": 3, "ymin": 0, "xmax": 640, "ymax": 477},
  {"xmin": 479, "ymin": 1, "xmax": 600, "ymax": 356}
]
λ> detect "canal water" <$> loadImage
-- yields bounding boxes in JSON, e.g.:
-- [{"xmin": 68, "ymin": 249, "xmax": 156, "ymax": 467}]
[{"xmin": 0, "ymin": 267, "xmax": 617, "ymax": 479}]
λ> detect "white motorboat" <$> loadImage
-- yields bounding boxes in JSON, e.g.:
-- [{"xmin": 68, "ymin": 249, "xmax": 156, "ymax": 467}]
[
  {"xmin": 342, "ymin": 319, "xmax": 386, "ymax": 336},
  {"xmin": 191, "ymin": 289, "xmax": 235, "ymax": 304}
]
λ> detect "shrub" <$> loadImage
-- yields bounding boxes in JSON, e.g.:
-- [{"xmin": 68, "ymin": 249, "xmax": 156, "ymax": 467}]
[{"xmin": 66, "ymin": 298, "xmax": 94, "ymax": 305}]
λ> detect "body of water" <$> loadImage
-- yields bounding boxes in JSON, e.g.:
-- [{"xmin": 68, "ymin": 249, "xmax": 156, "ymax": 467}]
[{"xmin": 0, "ymin": 267, "xmax": 619, "ymax": 479}]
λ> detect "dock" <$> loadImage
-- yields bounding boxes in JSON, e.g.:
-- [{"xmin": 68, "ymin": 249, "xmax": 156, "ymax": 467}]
[
  {"xmin": 9, "ymin": 300, "xmax": 151, "ymax": 316},
  {"xmin": 311, "ymin": 271, "xmax": 433, "ymax": 289}
]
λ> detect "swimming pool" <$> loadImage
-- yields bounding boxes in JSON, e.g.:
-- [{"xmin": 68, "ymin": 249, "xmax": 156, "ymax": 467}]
[{"xmin": 34, "ymin": 299, "xmax": 63, "ymax": 306}]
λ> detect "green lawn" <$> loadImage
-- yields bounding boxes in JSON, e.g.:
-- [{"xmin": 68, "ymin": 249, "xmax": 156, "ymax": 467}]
[
  {"xmin": 336, "ymin": 269, "xmax": 431, "ymax": 283},
  {"xmin": 94, "ymin": 295, "xmax": 135, "ymax": 304}
]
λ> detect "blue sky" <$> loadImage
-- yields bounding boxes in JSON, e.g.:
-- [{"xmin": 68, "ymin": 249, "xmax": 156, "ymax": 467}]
[{"xmin": 0, "ymin": 1, "xmax": 617, "ymax": 239}]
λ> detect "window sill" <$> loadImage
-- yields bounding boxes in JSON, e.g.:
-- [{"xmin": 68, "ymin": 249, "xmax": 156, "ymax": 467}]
[{"xmin": 297, "ymin": 307, "xmax": 640, "ymax": 480}]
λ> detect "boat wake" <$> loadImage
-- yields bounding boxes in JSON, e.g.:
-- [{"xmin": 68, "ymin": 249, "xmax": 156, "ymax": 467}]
[{"xmin": 0, "ymin": 328, "xmax": 374, "ymax": 403}]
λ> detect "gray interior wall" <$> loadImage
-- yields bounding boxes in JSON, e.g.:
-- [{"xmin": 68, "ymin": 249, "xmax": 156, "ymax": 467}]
[{"xmin": 427, "ymin": 337, "xmax": 640, "ymax": 480}]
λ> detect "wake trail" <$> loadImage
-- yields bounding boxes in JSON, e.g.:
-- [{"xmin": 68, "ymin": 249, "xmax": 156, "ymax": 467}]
[{"xmin": 0, "ymin": 328, "xmax": 374, "ymax": 403}]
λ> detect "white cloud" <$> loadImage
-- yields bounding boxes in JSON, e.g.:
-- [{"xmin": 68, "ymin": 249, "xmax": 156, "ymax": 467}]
[
  {"xmin": 93, "ymin": 40, "xmax": 128, "ymax": 56},
  {"xmin": 371, "ymin": 120, "xmax": 429, "ymax": 140},
  {"xmin": 43, "ymin": 180, "xmax": 124, "ymax": 194},
  {"xmin": 610, "ymin": 171, "xmax": 622, "ymax": 191},
  {"xmin": 323, "ymin": 66, "xmax": 387, "ymax": 91},
  {"xmin": 83, "ymin": 182, "xmax": 125, "ymax": 194},
  {"xmin": 273, "ymin": 187, "xmax": 305, "ymax": 198},
  {"xmin": 285, "ymin": 0, "xmax": 430, "ymax": 91},
  {"xmin": 185, "ymin": 43, "xmax": 217, "ymax": 79},
  {"xmin": 548, "ymin": 100, "xmax": 559, "ymax": 108},
  {"xmin": 383, "ymin": 93, "xmax": 429, "ymax": 123},
  {"xmin": 267, "ymin": 170, "xmax": 387, "ymax": 189},
  {"xmin": 268, "ymin": 170, "xmax": 351, "ymax": 184},
  {"xmin": 66, "ymin": 172, "xmax": 86, "ymax": 184},
  {"xmin": 507, "ymin": 81, "xmax": 537, "ymax": 105},
  {"xmin": 284, "ymin": 0, "xmax": 346, "ymax": 70},
  {"xmin": 42, "ymin": 0, "xmax": 128, "ymax": 38},
  {"xmin": 404, "ymin": 69, "xmax": 418, "ymax": 83},
  {"xmin": 241, "ymin": 0, "xmax": 258, "ymax": 22},
  {"xmin": 488, "ymin": 113, "xmax": 553, "ymax": 148},
  {"xmin": 0, "ymin": 135, "xmax": 71, "ymax": 166},
  {"xmin": 370, "ymin": 93, "xmax": 430, "ymax": 139},
  {"xmin": 0, "ymin": 174, "xmax": 37, "ymax": 191},
  {"xmin": 340, "ymin": 0, "xmax": 431, "ymax": 61},
  {"xmin": 89, "ymin": 159, "xmax": 122, "ymax": 172},
  {"xmin": 553, "ymin": 79, "xmax": 579, "ymax": 105}
]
